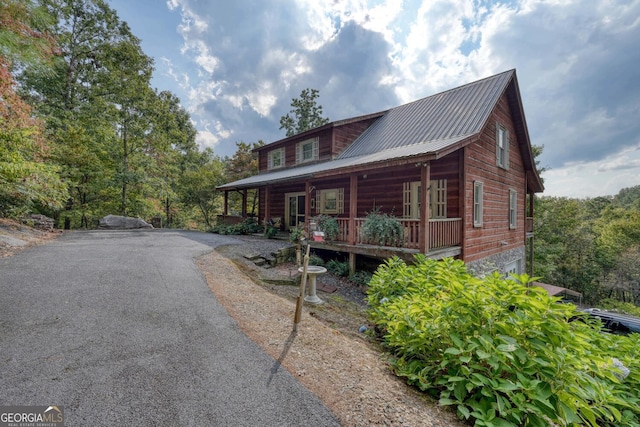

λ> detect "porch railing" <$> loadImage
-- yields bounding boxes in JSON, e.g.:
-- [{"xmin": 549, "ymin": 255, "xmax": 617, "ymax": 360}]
[{"xmin": 333, "ymin": 217, "xmax": 461, "ymax": 251}]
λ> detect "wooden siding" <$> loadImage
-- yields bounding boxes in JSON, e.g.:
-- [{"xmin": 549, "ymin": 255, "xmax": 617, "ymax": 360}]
[
  {"xmin": 463, "ymin": 94, "xmax": 526, "ymax": 263},
  {"xmin": 332, "ymin": 118, "xmax": 379, "ymax": 156},
  {"xmin": 257, "ymin": 119, "xmax": 378, "ymax": 172},
  {"xmin": 258, "ymin": 152, "xmax": 462, "ymax": 235}
]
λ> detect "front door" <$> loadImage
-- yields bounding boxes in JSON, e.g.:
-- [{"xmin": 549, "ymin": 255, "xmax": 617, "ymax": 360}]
[{"xmin": 286, "ymin": 192, "xmax": 305, "ymax": 230}]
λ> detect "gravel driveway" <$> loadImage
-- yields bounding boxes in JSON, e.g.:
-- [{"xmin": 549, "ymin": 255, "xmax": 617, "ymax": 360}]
[{"xmin": 0, "ymin": 229, "xmax": 339, "ymax": 426}]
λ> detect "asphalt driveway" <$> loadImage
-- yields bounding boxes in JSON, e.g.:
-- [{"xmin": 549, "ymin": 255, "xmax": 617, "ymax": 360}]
[{"xmin": 0, "ymin": 230, "xmax": 339, "ymax": 426}]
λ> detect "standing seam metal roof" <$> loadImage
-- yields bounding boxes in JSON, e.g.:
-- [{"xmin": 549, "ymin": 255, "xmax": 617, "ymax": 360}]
[{"xmin": 337, "ymin": 70, "xmax": 513, "ymax": 159}]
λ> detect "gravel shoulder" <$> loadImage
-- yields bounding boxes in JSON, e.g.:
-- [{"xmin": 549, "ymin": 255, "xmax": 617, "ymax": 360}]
[{"xmin": 205, "ymin": 235, "xmax": 465, "ymax": 426}]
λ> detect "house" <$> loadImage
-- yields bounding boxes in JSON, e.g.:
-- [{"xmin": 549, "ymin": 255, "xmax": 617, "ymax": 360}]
[{"xmin": 218, "ymin": 69, "xmax": 544, "ymax": 276}]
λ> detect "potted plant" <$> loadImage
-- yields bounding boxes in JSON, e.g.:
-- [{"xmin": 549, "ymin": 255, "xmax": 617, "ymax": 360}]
[
  {"xmin": 289, "ymin": 224, "xmax": 307, "ymax": 265},
  {"xmin": 314, "ymin": 214, "xmax": 339, "ymax": 241},
  {"xmin": 360, "ymin": 207, "xmax": 404, "ymax": 247}
]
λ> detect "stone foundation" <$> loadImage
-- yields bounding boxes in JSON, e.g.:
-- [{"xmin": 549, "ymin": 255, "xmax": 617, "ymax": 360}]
[{"xmin": 466, "ymin": 246, "xmax": 525, "ymax": 277}]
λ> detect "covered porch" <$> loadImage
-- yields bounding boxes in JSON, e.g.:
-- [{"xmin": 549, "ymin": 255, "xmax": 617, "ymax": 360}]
[{"xmin": 218, "ymin": 154, "xmax": 466, "ymax": 273}]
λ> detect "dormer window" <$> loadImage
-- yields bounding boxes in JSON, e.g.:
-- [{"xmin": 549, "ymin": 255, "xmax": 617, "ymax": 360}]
[
  {"xmin": 296, "ymin": 137, "xmax": 319, "ymax": 164},
  {"xmin": 268, "ymin": 148, "xmax": 285, "ymax": 170}
]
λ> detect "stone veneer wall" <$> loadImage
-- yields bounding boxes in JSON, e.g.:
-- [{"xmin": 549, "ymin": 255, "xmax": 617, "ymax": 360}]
[{"xmin": 465, "ymin": 246, "xmax": 526, "ymax": 277}]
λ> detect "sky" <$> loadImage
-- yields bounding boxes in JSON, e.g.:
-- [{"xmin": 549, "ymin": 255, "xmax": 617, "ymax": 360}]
[{"xmin": 105, "ymin": 0, "xmax": 640, "ymax": 199}]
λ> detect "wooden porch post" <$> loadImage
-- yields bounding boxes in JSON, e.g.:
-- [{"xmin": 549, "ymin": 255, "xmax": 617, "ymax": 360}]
[
  {"xmin": 223, "ymin": 191, "xmax": 229, "ymax": 216},
  {"xmin": 349, "ymin": 174, "xmax": 358, "ymax": 246},
  {"xmin": 305, "ymin": 181, "xmax": 311, "ymax": 231},
  {"xmin": 528, "ymin": 191, "xmax": 535, "ymax": 277},
  {"xmin": 419, "ymin": 162, "xmax": 430, "ymax": 254},
  {"xmin": 241, "ymin": 189, "xmax": 247, "ymax": 218},
  {"xmin": 264, "ymin": 187, "xmax": 271, "ymax": 226},
  {"xmin": 349, "ymin": 174, "xmax": 358, "ymax": 275}
]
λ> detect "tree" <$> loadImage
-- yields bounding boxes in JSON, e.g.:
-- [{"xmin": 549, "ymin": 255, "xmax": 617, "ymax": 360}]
[
  {"xmin": 225, "ymin": 141, "xmax": 264, "ymax": 216},
  {"xmin": 0, "ymin": 0, "xmax": 67, "ymax": 217},
  {"xmin": 19, "ymin": 0, "xmax": 203, "ymax": 228},
  {"xmin": 279, "ymin": 88, "xmax": 329, "ymax": 137},
  {"xmin": 180, "ymin": 150, "xmax": 225, "ymax": 229}
]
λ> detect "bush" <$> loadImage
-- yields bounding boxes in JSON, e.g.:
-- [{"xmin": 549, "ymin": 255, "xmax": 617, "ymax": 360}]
[
  {"xmin": 211, "ymin": 218, "xmax": 263, "ymax": 235},
  {"xmin": 349, "ymin": 271, "xmax": 373, "ymax": 287},
  {"xmin": 327, "ymin": 259, "xmax": 349, "ymax": 277},
  {"xmin": 314, "ymin": 214, "xmax": 339, "ymax": 241},
  {"xmin": 368, "ymin": 256, "xmax": 640, "ymax": 427},
  {"xmin": 360, "ymin": 208, "xmax": 404, "ymax": 247},
  {"xmin": 308, "ymin": 254, "xmax": 325, "ymax": 266}
]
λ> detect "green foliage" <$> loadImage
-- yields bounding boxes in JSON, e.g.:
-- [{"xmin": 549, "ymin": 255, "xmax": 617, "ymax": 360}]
[
  {"xmin": 314, "ymin": 214, "xmax": 339, "ymax": 241},
  {"xmin": 600, "ymin": 299, "xmax": 640, "ymax": 317},
  {"xmin": 368, "ymin": 256, "xmax": 640, "ymax": 427},
  {"xmin": 308, "ymin": 254, "xmax": 325, "ymax": 266},
  {"xmin": 327, "ymin": 259, "xmax": 349, "ymax": 277},
  {"xmin": 212, "ymin": 218, "xmax": 262, "ymax": 235},
  {"xmin": 279, "ymin": 88, "xmax": 330, "ymax": 137},
  {"xmin": 289, "ymin": 223, "xmax": 307, "ymax": 244},
  {"xmin": 264, "ymin": 226, "xmax": 278, "ymax": 239},
  {"xmin": 360, "ymin": 208, "xmax": 404, "ymax": 247},
  {"xmin": 349, "ymin": 271, "xmax": 373, "ymax": 287},
  {"xmin": 534, "ymin": 194, "xmax": 640, "ymax": 305}
]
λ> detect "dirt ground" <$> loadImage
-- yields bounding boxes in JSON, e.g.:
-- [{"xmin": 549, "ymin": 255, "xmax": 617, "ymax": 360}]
[
  {"xmin": 206, "ymin": 237, "xmax": 466, "ymax": 426},
  {"xmin": 1, "ymin": 224, "xmax": 465, "ymax": 426}
]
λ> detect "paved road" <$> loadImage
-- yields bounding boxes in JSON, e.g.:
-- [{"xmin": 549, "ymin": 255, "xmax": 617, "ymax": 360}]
[{"xmin": 0, "ymin": 230, "xmax": 339, "ymax": 426}]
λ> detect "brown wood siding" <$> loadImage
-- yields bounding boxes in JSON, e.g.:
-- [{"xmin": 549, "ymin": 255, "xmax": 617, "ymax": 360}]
[
  {"xmin": 463, "ymin": 94, "xmax": 526, "ymax": 263},
  {"xmin": 332, "ymin": 118, "xmax": 379, "ymax": 156}
]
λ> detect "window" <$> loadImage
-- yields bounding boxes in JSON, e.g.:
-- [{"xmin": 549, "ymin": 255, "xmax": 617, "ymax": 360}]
[
  {"xmin": 473, "ymin": 181, "xmax": 483, "ymax": 227},
  {"xmin": 509, "ymin": 189, "xmax": 517, "ymax": 229},
  {"xmin": 296, "ymin": 137, "xmax": 319, "ymax": 164},
  {"xmin": 505, "ymin": 259, "xmax": 522, "ymax": 276},
  {"xmin": 403, "ymin": 180, "xmax": 447, "ymax": 219},
  {"xmin": 316, "ymin": 188, "xmax": 344, "ymax": 214},
  {"xmin": 268, "ymin": 148, "xmax": 285, "ymax": 170},
  {"xmin": 496, "ymin": 123, "xmax": 509, "ymax": 169}
]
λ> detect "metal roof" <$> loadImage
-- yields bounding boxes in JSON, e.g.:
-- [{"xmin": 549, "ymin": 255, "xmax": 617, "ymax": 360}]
[
  {"xmin": 218, "ymin": 135, "xmax": 469, "ymax": 189},
  {"xmin": 338, "ymin": 70, "xmax": 513, "ymax": 159},
  {"xmin": 219, "ymin": 70, "xmax": 517, "ymax": 190}
]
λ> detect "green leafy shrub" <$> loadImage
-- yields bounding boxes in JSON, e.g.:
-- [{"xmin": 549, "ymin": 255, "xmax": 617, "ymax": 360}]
[
  {"xmin": 289, "ymin": 223, "xmax": 307, "ymax": 243},
  {"xmin": 368, "ymin": 256, "xmax": 640, "ymax": 427},
  {"xmin": 307, "ymin": 254, "xmax": 325, "ymax": 266},
  {"xmin": 314, "ymin": 214, "xmax": 339, "ymax": 241},
  {"xmin": 327, "ymin": 259, "xmax": 349, "ymax": 277},
  {"xmin": 212, "ymin": 218, "xmax": 263, "ymax": 235},
  {"xmin": 360, "ymin": 208, "xmax": 404, "ymax": 247},
  {"xmin": 264, "ymin": 226, "xmax": 278, "ymax": 239},
  {"xmin": 349, "ymin": 271, "xmax": 373, "ymax": 287}
]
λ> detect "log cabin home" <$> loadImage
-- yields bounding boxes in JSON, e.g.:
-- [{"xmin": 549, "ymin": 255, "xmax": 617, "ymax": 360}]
[{"xmin": 218, "ymin": 69, "xmax": 544, "ymax": 276}]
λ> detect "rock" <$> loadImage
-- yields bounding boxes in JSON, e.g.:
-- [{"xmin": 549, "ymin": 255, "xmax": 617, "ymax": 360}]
[
  {"xmin": 98, "ymin": 215, "xmax": 153, "ymax": 230},
  {"xmin": 22, "ymin": 214, "xmax": 54, "ymax": 231}
]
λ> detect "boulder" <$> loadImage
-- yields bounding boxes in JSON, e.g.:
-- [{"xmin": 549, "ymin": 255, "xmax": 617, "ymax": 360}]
[
  {"xmin": 22, "ymin": 214, "xmax": 55, "ymax": 231},
  {"xmin": 98, "ymin": 215, "xmax": 153, "ymax": 230}
]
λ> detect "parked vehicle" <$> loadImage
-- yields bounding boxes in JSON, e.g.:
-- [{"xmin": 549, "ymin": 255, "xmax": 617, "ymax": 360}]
[{"xmin": 582, "ymin": 308, "xmax": 640, "ymax": 335}]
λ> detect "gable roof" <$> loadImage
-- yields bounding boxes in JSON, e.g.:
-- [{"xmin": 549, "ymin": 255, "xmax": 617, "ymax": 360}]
[{"xmin": 219, "ymin": 69, "xmax": 543, "ymax": 192}]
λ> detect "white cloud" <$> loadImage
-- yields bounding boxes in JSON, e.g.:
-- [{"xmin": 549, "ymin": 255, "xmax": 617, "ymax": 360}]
[
  {"xmin": 126, "ymin": 0, "xmax": 640, "ymax": 197},
  {"xmin": 543, "ymin": 143, "xmax": 640, "ymax": 198}
]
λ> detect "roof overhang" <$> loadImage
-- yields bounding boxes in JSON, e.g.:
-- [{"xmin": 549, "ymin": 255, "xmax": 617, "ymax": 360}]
[{"xmin": 217, "ymin": 135, "xmax": 471, "ymax": 191}]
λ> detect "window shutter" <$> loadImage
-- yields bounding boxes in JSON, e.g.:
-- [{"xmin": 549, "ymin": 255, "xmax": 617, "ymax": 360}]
[
  {"xmin": 313, "ymin": 138, "xmax": 319, "ymax": 160},
  {"xmin": 496, "ymin": 122, "xmax": 501, "ymax": 166},
  {"xmin": 295, "ymin": 144, "xmax": 301, "ymax": 164},
  {"xmin": 268, "ymin": 152, "xmax": 273, "ymax": 170},
  {"xmin": 403, "ymin": 182, "xmax": 411, "ymax": 218},
  {"xmin": 504, "ymin": 129, "xmax": 510, "ymax": 170}
]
